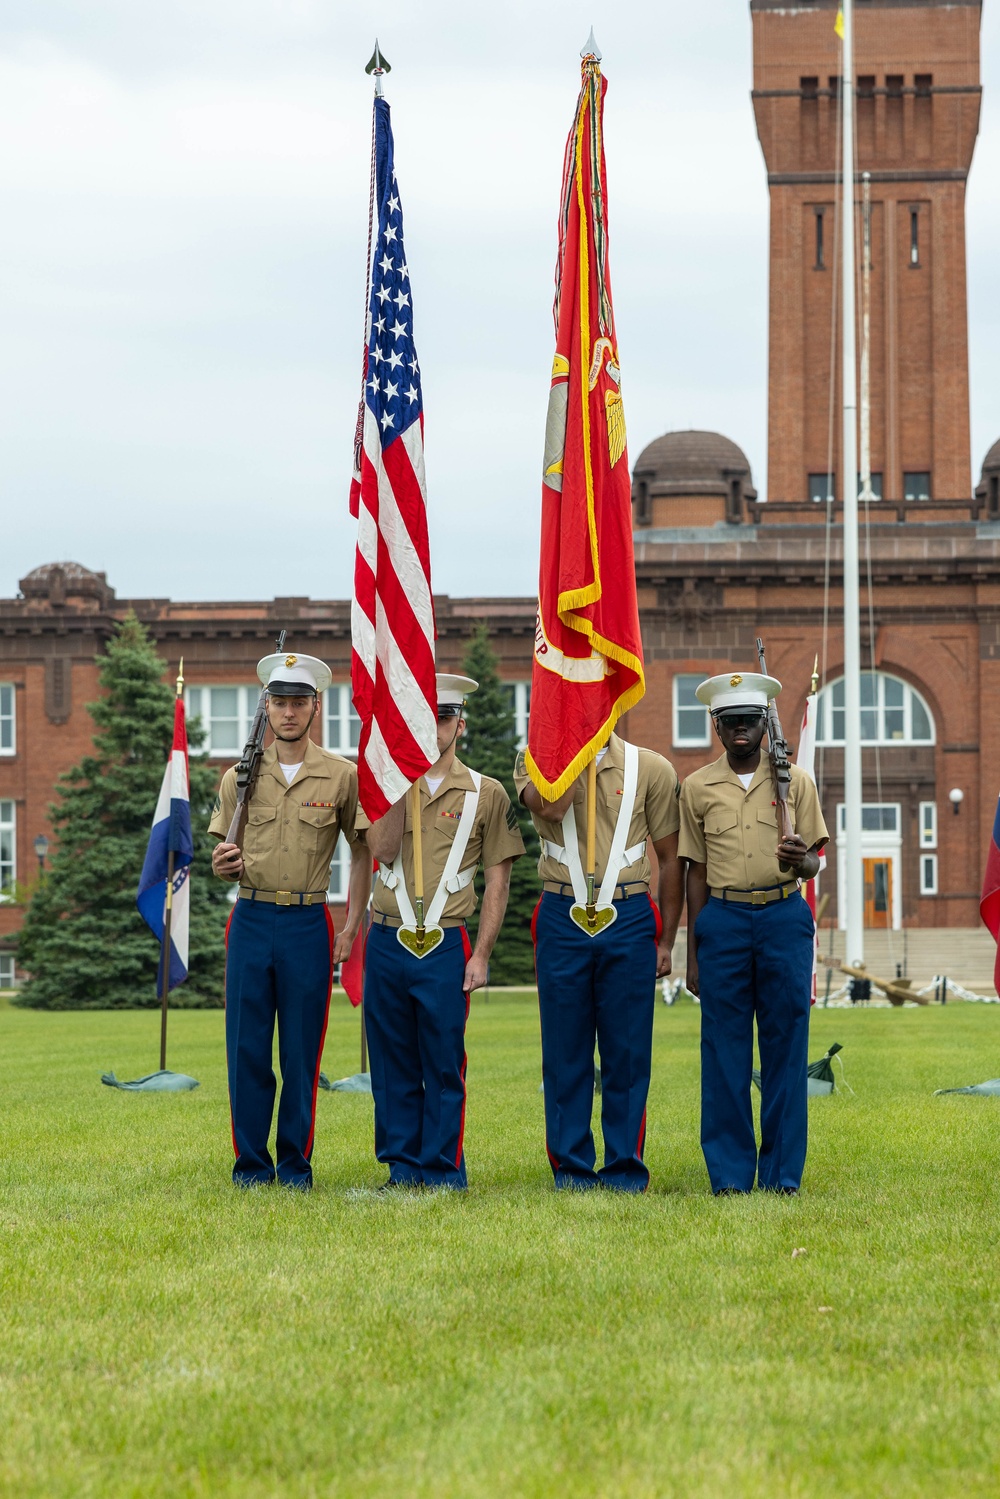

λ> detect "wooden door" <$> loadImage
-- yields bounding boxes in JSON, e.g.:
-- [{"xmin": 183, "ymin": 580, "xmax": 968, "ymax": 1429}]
[{"xmin": 863, "ymin": 857, "xmax": 892, "ymax": 929}]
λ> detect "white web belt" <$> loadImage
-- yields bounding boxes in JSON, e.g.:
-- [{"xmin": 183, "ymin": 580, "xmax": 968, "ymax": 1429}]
[
  {"xmin": 540, "ymin": 742, "xmax": 644, "ymax": 911},
  {"xmin": 379, "ymin": 771, "xmax": 482, "ymax": 931}
]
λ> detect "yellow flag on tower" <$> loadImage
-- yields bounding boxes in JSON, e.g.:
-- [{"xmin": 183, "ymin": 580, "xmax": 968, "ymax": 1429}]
[{"xmin": 834, "ymin": 8, "xmax": 845, "ymax": 38}]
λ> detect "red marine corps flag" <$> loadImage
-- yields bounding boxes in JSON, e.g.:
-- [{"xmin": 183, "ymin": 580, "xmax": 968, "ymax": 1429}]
[
  {"xmin": 350, "ymin": 48, "xmax": 438, "ymax": 821},
  {"xmin": 525, "ymin": 33, "xmax": 645, "ymax": 801}
]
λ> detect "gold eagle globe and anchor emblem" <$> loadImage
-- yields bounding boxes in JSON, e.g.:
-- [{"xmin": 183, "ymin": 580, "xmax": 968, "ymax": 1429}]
[
  {"xmin": 285, "ymin": 654, "xmax": 298, "ymax": 667},
  {"xmin": 730, "ymin": 674, "xmax": 743, "ymax": 687}
]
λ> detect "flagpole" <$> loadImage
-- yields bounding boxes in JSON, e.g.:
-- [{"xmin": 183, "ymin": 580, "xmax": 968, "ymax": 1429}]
[
  {"xmin": 840, "ymin": 0, "xmax": 865, "ymax": 966},
  {"xmin": 411, "ymin": 783, "xmax": 425, "ymax": 940},
  {"xmin": 585, "ymin": 760, "xmax": 597, "ymax": 923},
  {"xmin": 159, "ymin": 658, "xmax": 184, "ymax": 1071}
]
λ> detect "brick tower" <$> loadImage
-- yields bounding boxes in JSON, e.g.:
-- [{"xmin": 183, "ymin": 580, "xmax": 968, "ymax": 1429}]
[{"xmin": 751, "ymin": 0, "xmax": 982, "ymax": 508}]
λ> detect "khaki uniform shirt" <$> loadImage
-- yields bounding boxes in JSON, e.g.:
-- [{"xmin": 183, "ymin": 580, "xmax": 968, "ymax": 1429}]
[
  {"xmin": 678, "ymin": 755, "xmax": 829, "ymax": 890},
  {"xmin": 513, "ymin": 733, "xmax": 680, "ymax": 891},
  {"xmin": 208, "ymin": 738, "xmax": 362, "ymax": 894},
  {"xmin": 355, "ymin": 758, "xmax": 524, "ymax": 922}
]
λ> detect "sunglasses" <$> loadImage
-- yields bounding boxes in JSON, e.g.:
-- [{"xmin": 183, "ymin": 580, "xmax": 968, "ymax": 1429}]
[{"xmin": 716, "ymin": 712, "xmax": 765, "ymax": 730}]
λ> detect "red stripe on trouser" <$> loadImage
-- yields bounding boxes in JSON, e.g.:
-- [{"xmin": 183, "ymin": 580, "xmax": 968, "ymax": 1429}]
[
  {"xmin": 532, "ymin": 896, "xmax": 561, "ymax": 1174},
  {"xmin": 224, "ymin": 905, "xmax": 238, "ymax": 1157},
  {"xmin": 644, "ymin": 897, "xmax": 658, "ymax": 1190},
  {"xmin": 304, "ymin": 907, "xmax": 336, "ymax": 1161},
  {"xmin": 454, "ymin": 927, "xmax": 473, "ymax": 1169}
]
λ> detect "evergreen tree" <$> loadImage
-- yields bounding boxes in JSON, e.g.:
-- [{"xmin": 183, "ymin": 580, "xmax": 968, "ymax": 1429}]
[
  {"xmin": 16, "ymin": 614, "xmax": 230, "ymax": 1009},
  {"xmin": 460, "ymin": 625, "xmax": 540, "ymax": 985}
]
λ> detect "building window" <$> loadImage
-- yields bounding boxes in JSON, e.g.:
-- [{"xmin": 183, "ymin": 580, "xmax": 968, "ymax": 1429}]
[
  {"xmin": 0, "ymin": 684, "xmax": 14, "ymax": 755},
  {"xmin": 635, "ymin": 479, "xmax": 651, "ymax": 524},
  {"xmin": 325, "ymin": 685, "xmax": 361, "ymax": 757},
  {"xmin": 920, "ymin": 854, "xmax": 938, "ymax": 896},
  {"xmin": 817, "ymin": 672, "xmax": 935, "ymax": 746},
  {"xmin": 0, "ymin": 800, "xmax": 15, "ymax": 898},
  {"xmin": 904, "ymin": 472, "xmax": 931, "ymax": 502},
  {"xmin": 800, "ymin": 76, "xmax": 818, "ymax": 100},
  {"xmin": 673, "ymin": 675, "xmax": 711, "ymax": 748},
  {"xmin": 814, "ymin": 208, "xmax": 825, "ymax": 270},
  {"xmin": 328, "ymin": 832, "xmax": 350, "ymax": 902},
  {"xmin": 909, "ymin": 208, "xmax": 920, "ymax": 266},
  {"xmin": 186, "ymin": 686, "xmax": 258, "ymax": 757},
  {"xmin": 886, "ymin": 75, "xmax": 904, "ymax": 98},
  {"xmin": 0, "ymin": 954, "xmax": 14, "ymax": 988},
  {"xmin": 836, "ymin": 804, "xmax": 899, "ymax": 835},
  {"xmin": 500, "ymin": 682, "xmax": 531, "ymax": 750},
  {"xmin": 809, "ymin": 473, "xmax": 835, "ymax": 503},
  {"xmin": 914, "ymin": 74, "xmax": 933, "ymax": 97},
  {"xmin": 827, "ymin": 75, "xmax": 841, "ymax": 100},
  {"xmin": 919, "ymin": 801, "xmax": 937, "ymax": 850},
  {"xmin": 857, "ymin": 75, "xmax": 876, "ymax": 99},
  {"xmin": 859, "ymin": 472, "xmax": 883, "ymax": 500}
]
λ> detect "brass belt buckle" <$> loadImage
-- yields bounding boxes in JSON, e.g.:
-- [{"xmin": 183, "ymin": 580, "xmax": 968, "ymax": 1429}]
[
  {"xmin": 751, "ymin": 889, "xmax": 766, "ymax": 906},
  {"xmin": 276, "ymin": 890, "xmax": 292, "ymax": 906}
]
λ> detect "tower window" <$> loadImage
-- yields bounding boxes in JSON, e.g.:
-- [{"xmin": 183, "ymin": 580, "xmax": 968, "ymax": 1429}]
[
  {"xmin": 828, "ymin": 76, "xmax": 841, "ymax": 101},
  {"xmin": 990, "ymin": 474, "xmax": 999, "ymax": 517},
  {"xmin": 814, "ymin": 208, "xmax": 825, "ymax": 270},
  {"xmin": 857, "ymin": 75, "xmax": 876, "ymax": 99},
  {"xmin": 904, "ymin": 472, "xmax": 931, "ymax": 502},
  {"xmin": 886, "ymin": 75, "xmax": 904, "ymax": 97},
  {"xmin": 800, "ymin": 76, "xmax": 819, "ymax": 100},
  {"xmin": 914, "ymin": 74, "xmax": 933, "ymax": 97},
  {"xmin": 809, "ymin": 473, "xmax": 835, "ymax": 503},
  {"xmin": 909, "ymin": 208, "xmax": 921, "ymax": 266},
  {"xmin": 635, "ymin": 479, "xmax": 651, "ymax": 524}
]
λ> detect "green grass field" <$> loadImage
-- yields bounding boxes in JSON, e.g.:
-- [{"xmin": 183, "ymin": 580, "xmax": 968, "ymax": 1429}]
[{"xmin": 1, "ymin": 992, "xmax": 999, "ymax": 1498}]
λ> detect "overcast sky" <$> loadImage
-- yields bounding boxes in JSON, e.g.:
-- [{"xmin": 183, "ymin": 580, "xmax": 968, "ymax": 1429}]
[{"xmin": 2, "ymin": 1, "xmax": 1000, "ymax": 606}]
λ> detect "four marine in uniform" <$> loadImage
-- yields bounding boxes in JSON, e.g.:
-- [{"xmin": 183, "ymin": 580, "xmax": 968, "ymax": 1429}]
[{"xmin": 209, "ymin": 649, "xmax": 828, "ymax": 1197}]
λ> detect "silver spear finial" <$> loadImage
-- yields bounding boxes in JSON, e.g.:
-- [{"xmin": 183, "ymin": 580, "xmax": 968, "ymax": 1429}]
[
  {"xmin": 580, "ymin": 28, "xmax": 602, "ymax": 61},
  {"xmin": 365, "ymin": 40, "xmax": 391, "ymax": 97}
]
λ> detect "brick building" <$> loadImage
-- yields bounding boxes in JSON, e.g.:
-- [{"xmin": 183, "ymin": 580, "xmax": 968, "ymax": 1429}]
[{"xmin": 1, "ymin": 0, "xmax": 996, "ymax": 978}]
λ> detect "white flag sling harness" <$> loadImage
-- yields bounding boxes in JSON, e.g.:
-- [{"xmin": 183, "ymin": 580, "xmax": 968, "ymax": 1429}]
[
  {"xmin": 540, "ymin": 742, "xmax": 644, "ymax": 936},
  {"xmin": 380, "ymin": 772, "xmax": 482, "ymax": 957}
]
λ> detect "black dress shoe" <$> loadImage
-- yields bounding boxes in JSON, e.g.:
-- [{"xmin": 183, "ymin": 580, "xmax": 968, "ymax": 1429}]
[
  {"xmin": 378, "ymin": 1178, "xmax": 420, "ymax": 1192},
  {"xmin": 714, "ymin": 1187, "xmax": 751, "ymax": 1196}
]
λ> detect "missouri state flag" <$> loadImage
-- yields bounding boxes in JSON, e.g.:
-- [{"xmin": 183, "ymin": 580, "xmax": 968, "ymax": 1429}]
[
  {"xmin": 980, "ymin": 794, "xmax": 1000, "ymax": 997},
  {"xmin": 525, "ymin": 46, "xmax": 645, "ymax": 799},
  {"xmin": 136, "ymin": 697, "xmax": 193, "ymax": 989}
]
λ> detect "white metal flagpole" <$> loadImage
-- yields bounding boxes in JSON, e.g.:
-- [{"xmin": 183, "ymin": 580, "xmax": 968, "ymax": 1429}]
[{"xmin": 840, "ymin": 0, "xmax": 865, "ymax": 965}]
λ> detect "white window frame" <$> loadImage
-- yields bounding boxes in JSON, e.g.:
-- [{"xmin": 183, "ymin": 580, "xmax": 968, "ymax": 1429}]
[
  {"xmin": 327, "ymin": 831, "xmax": 351, "ymax": 902},
  {"xmin": 0, "ymin": 684, "xmax": 14, "ymax": 755},
  {"xmin": 185, "ymin": 685, "xmax": 258, "ymax": 759},
  {"xmin": 0, "ymin": 799, "xmax": 15, "ymax": 899},
  {"xmin": 0, "ymin": 954, "xmax": 15, "ymax": 988},
  {"xmin": 673, "ymin": 674, "xmax": 712, "ymax": 748},
  {"xmin": 817, "ymin": 672, "xmax": 935, "ymax": 747},
  {"xmin": 324, "ymin": 684, "xmax": 361, "ymax": 758},
  {"xmin": 500, "ymin": 681, "xmax": 531, "ymax": 750},
  {"xmin": 920, "ymin": 853, "xmax": 938, "ymax": 895},
  {"xmin": 919, "ymin": 801, "xmax": 937, "ymax": 850}
]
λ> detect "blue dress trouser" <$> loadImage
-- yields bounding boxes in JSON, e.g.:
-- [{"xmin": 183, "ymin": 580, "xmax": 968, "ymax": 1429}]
[
  {"xmin": 363, "ymin": 923, "xmax": 472, "ymax": 1188},
  {"xmin": 695, "ymin": 893, "xmax": 815, "ymax": 1193},
  {"xmin": 225, "ymin": 901, "xmax": 334, "ymax": 1188},
  {"xmin": 533, "ymin": 891, "xmax": 660, "ymax": 1192}
]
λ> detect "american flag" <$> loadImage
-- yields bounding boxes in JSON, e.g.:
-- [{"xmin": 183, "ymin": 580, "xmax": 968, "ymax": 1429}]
[{"xmin": 350, "ymin": 96, "xmax": 437, "ymax": 821}]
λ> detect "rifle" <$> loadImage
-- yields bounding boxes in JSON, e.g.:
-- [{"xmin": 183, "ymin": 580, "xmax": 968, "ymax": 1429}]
[
  {"xmin": 225, "ymin": 629, "xmax": 287, "ymax": 848},
  {"xmin": 755, "ymin": 637, "xmax": 795, "ymax": 873}
]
